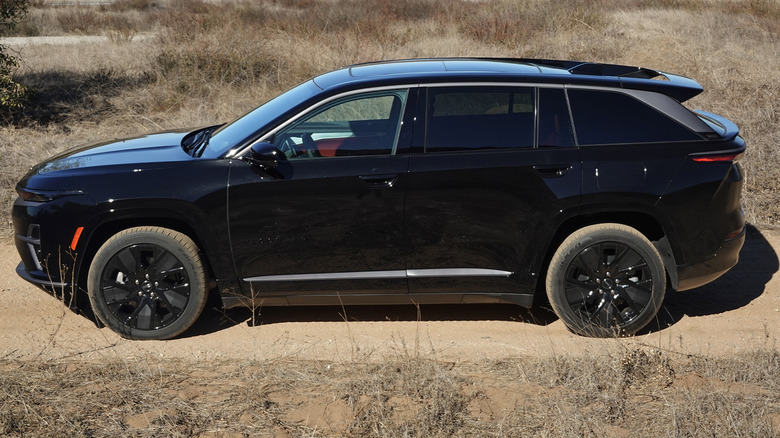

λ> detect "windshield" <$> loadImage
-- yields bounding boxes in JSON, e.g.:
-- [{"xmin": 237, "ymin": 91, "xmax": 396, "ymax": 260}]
[{"xmin": 202, "ymin": 80, "xmax": 321, "ymax": 158}]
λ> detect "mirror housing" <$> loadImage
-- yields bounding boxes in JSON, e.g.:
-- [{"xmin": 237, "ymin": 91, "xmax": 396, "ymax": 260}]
[{"xmin": 244, "ymin": 142, "xmax": 279, "ymax": 169}]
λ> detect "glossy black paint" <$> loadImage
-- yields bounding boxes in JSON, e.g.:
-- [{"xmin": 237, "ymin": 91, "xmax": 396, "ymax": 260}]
[{"xmin": 13, "ymin": 58, "xmax": 745, "ymax": 332}]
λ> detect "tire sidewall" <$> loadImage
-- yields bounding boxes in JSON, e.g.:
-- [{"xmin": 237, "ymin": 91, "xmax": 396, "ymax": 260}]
[
  {"xmin": 87, "ymin": 227, "xmax": 207, "ymax": 340},
  {"xmin": 546, "ymin": 224, "xmax": 666, "ymax": 337}
]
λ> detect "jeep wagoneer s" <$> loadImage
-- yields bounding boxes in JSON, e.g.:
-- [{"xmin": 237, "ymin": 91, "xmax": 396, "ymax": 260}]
[{"xmin": 14, "ymin": 58, "xmax": 746, "ymax": 339}]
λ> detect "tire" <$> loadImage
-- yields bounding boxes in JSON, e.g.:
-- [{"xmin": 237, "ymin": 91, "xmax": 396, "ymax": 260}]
[
  {"xmin": 545, "ymin": 224, "xmax": 666, "ymax": 337},
  {"xmin": 87, "ymin": 226, "xmax": 208, "ymax": 340}
]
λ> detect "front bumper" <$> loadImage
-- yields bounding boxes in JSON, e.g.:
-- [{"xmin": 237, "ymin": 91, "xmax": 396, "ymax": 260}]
[{"xmin": 16, "ymin": 262, "xmax": 68, "ymax": 290}]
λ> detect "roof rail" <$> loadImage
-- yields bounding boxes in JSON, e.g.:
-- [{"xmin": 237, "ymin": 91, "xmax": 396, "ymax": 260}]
[{"xmin": 343, "ymin": 58, "xmax": 705, "ymax": 102}]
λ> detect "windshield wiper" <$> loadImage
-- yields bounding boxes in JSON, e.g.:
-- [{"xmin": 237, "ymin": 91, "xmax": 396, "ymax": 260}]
[
  {"xmin": 181, "ymin": 125, "xmax": 224, "ymax": 157},
  {"xmin": 192, "ymin": 129, "xmax": 213, "ymax": 157}
]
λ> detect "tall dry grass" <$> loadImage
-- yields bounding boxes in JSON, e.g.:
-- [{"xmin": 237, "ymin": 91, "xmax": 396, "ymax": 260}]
[
  {"xmin": 1, "ymin": 348, "xmax": 778, "ymax": 436},
  {"xmin": 0, "ymin": 3, "xmax": 777, "ymax": 435},
  {"xmin": 1, "ymin": 0, "xmax": 778, "ymax": 226}
]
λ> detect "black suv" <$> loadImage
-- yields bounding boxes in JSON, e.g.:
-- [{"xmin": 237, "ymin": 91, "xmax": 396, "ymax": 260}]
[{"xmin": 13, "ymin": 58, "xmax": 746, "ymax": 339}]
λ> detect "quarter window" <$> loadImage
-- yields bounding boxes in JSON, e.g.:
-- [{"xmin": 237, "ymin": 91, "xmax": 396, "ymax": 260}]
[
  {"xmin": 273, "ymin": 90, "xmax": 408, "ymax": 159},
  {"xmin": 425, "ymin": 87, "xmax": 535, "ymax": 152},
  {"xmin": 568, "ymin": 89, "xmax": 701, "ymax": 145},
  {"xmin": 538, "ymin": 88, "xmax": 575, "ymax": 147}
]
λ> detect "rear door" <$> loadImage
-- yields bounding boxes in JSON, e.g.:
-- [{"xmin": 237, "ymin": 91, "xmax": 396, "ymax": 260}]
[{"xmin": 405, "ymin": 86, "xmax": 581, "ymax": 298}]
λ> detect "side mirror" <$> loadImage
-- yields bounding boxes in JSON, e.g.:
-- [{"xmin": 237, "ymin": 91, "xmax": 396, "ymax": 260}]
[{"xmin": 245, "ymin": 142, "xmax": 279, "ymax": 169}]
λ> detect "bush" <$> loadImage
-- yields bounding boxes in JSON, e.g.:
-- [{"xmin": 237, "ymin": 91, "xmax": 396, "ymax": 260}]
[{"xmin": 0, "ymin": 0, "xmax": 29, "ymax": 113}]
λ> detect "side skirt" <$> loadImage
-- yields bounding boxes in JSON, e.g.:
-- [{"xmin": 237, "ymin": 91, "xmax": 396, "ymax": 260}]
[{"xmin": 221, "ymin": 292, "xmax": 534, "ymax": 309}]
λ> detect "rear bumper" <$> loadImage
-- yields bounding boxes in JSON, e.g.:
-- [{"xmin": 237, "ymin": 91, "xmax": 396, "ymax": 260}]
[{"xmin": 675, "ymin": 226, "xmax": 745, "ymax": 291}]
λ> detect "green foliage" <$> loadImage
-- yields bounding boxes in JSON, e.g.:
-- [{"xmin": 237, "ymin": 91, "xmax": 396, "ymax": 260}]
[{"xmin": 0, "ymin": 0, "xmax": 29, "ymax": 113}]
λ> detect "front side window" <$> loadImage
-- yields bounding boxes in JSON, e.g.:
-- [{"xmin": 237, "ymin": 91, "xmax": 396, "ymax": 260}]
[
  {"xmin": 425, "ymin": 87, "xmax": 535, "ymax": 152},
  {"xmin": 272, "ymin": 90, "xmax": 408, "ymax": 159}
]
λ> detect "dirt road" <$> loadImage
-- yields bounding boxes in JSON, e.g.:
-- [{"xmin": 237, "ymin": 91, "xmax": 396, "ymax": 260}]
[{"xmin": 1, "ymin": 226, "xmax": 778, "ymax": 363}]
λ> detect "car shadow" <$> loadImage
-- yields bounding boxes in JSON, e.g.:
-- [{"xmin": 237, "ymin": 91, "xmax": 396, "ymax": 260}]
[
  {"xmin": 640, "ymin": 223, "xmax": 778, "ymax": 334},
  {"xmin": 185, "ymin": 301, "xmax": 559, "ymax": 338},
  {"xmin": 188, "ymin": 224, "xmax": 775, "ymax": 338}
]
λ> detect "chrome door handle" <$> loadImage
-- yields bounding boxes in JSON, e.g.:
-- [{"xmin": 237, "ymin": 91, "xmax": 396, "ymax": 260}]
[
  {"xmin": 359, "ymin": 174, "xmax": 398, "ymax": 189},
  {"xmin": 533, "ymin": 164, "xmax": 571, "ymax": 177}
]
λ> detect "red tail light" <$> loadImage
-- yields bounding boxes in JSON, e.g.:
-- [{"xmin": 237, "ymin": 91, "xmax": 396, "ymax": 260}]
[
  {"xmin": 691, "ymin": 152, "xmax": 743, "ymax": 163},
  {"xmin": 692, "ymin": 154, "xmax": 736, "ymax": 162}
]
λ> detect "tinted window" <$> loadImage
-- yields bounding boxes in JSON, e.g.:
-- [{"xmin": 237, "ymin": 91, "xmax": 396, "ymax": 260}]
[
  {"xmin": 273, "ymin": 90, "xmax": 407, "ymax": 159},
  {"xmin": 539, "ymin": 88, "xmax": 575, "ymax": 147},
  {"xmin": 568, "ymin": 89, "xmax": 701, "ymax": 145},
  {"xmin": 426, "ymin": 87, "xmax": 534, "ymax": 152}
]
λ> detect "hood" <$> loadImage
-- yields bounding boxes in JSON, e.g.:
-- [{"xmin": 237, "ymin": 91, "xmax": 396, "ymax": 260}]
[{"xmin": 32, "ymin": 129, "xmax": 196, "ymax": 176}]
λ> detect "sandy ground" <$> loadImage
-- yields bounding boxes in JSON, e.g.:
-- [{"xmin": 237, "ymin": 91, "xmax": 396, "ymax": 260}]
[{"xmin": 1, "ymin": 226, "xmax": 778, "ymax": 364}]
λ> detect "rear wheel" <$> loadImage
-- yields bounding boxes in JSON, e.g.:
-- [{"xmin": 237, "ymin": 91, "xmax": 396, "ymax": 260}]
[
  {"xmin": 87, "ymin": 226, "xmax": 208, "ymax": 340},
  {"xmin": 546, "ymin": 224, "xmax": 666, "ymax": 337}
]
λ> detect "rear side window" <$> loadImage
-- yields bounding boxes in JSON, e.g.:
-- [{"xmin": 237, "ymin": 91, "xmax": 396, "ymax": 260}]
[
  {"xmin": 568, "ymin": 89, "xmax": 701, "ymax": 145},
  {"xmin": 426, "ymin": 87, "xmax": 534, "ymax": 152}
]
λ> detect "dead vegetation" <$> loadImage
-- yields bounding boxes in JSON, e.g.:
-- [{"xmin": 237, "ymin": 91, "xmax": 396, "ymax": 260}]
[
  {"xmin": 1, "ymin": 348, "xmax": 778, "ymax": 437},
  {"xmin": 0, "ymin": 2, "xmax": 778, "ymax": 434},
  {"xmin": 0, "ymin": 0, "xmax": 778, "ymax": 226}
]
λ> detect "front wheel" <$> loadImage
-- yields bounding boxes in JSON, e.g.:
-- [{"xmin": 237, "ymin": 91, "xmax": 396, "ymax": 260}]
[
  {"xmin": 546, "ymin": 224, "xmax": 666, "ymax": 337},
  {"xmin": 87, "ymin": 227, "xmax": 208, "ymax": 340}
]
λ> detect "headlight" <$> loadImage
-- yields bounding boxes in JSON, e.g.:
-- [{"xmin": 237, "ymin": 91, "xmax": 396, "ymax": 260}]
[{"xmin": 16, "ymin": 187, "xmax": 84, "ymax": 202}]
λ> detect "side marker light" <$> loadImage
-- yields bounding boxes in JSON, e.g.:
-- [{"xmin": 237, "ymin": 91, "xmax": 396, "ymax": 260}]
[{"xmin": 70, "ymin": 227, "xmax": 84, "ymax": 251}]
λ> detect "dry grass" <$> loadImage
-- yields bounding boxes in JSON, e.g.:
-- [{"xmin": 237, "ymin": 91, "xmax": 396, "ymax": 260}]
[
  {"xmin": 1, "ymin": 347, "xmax": 778, "ymax": 437},
  {"xmin": 1, "ymin": 0, "xmax": 777, "ymax": 227},
  {"xmin": 0, "ymin": 2, "xmax": 778, "ymax": 435}
]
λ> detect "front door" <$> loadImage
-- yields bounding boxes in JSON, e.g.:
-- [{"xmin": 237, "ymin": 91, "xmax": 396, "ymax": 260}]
[{"xmin": 228, "ymin": 89, "xmax": 414, "ymax": 300}]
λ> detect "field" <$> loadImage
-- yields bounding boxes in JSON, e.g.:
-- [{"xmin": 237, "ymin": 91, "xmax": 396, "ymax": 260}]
[{"xmin": 0, "ymin": 0, "xmax": 779, "ymax": 436}]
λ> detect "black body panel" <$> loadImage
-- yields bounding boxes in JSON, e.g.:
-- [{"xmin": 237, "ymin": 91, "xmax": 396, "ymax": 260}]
[{"xmin": 12, "ymin": 58, "xmax": 745, "ymax": 337}]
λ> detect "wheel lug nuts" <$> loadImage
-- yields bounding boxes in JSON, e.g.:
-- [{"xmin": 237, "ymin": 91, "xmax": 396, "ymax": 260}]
[
  {"xmin": 135, "ymin": 280, "xmax": 140, "ymax": 285},
  {"xmin": 137, "ymin": 291, "xmax": 143, "ymax": 296},
  {"xmin": 145, "ymin": 274, "xmax": 150, "ymax": 280},
  {"xmin": 154, "ymin": 282, "xmax": 158, "ymax": 287}
]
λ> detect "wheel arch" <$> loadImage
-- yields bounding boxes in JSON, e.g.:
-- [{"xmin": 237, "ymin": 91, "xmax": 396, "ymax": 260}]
[
  {"xmin": 74, "ymin": 214, "xmax": 219, "ymax": 297},
  {"xmin": 536, "ymin": 211, "xmax": 680, "ymax": 297}
]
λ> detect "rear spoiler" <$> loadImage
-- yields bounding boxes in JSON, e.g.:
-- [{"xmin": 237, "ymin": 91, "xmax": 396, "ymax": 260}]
[
  {"xmin": 519, "ymin": 59, "xmax": 704, "ymax": 102},
  {"xmin": 694, "ymin": 111, "xmax": 741, "ymax": 141}
]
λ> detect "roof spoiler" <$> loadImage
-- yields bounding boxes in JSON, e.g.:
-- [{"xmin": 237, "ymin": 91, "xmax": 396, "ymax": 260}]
[{"xmin": 518, "ymin": 58, "xmax": 704, "ymax": 102}]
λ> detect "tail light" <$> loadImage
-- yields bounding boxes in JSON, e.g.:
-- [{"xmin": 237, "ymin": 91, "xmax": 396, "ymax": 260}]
[{"xmin": 690, "ymin": 151, "xmax": 744, "ymax": 163}]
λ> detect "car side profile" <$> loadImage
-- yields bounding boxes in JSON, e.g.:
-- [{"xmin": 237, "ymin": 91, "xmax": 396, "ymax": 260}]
[{"xmin": 13, "ymin": 58, "xmax": 746, "ymax": 339}]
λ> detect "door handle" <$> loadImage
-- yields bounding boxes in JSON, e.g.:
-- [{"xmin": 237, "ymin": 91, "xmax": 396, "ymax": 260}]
[
  {"xmin": 359, "ymin": 174, "xmax": 398, "ymax": 189},
  {"xmin": 533, "ymin": 164, "xmax": 571, "ymax": 177}
]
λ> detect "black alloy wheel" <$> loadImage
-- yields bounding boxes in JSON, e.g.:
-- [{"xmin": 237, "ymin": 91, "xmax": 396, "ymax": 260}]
[
  {"xmin": 546, "ymin": 224, "xmax": 666, "ymax": 337},
  {"xmin": 87, "ymin": 227, "xmax": 208, "ymax": 340}
]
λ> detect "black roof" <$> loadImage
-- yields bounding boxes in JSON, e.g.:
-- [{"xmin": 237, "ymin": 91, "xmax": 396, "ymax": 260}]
[{"xmin": 312, "ymin": 58, "xmax": 703, "ymax": 102}]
